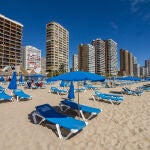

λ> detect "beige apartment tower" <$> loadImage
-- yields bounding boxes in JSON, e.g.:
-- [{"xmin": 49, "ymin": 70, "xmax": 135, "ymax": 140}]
[
  {"xmin": 46, "ymin": 22, "xmax": 69, "ymax": 73},
  {"xmin": 105, "ymin": 39, "xmax": 118, "ymax": 76},
  {"xmin": 92, "ymin": 39, "xmax": 105, "ymax": 75},
  {"xmin": 120, "ymin": 49, "xmax": 133, "ymax": 76},
  {"xmin": 0, "ymin": 14, "xmax": 23, "ymax": 69},
  {"xmin": 78, "ymin": 44, "xmax": 95, "ymax": 73}
]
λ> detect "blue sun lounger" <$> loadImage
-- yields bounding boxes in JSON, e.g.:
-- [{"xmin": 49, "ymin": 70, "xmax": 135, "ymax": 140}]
[
  {"xmin": 32, "ymin": 104, "xmax": 87, "ymax": 140},
  {"xmin": 59, "ymin": 99, "xmax": 102, "ymax": 121},
  {"xmin": 93, "ymin": 91, "xmax": 124, "ymax": 104},
  {"xmin": 123, "ymin": 87, "xmax": 143, "ymax": 96},
  {"xmin": 0, "ymin": 91, "xmax": 13, "ymax": 101},
  {"xmin": 50, "ymin": 87, "xmax": 67, "ymax": 95},
  {"xmin": 13, "ymin": 89, "xmax": 32, "ymax": 101}
]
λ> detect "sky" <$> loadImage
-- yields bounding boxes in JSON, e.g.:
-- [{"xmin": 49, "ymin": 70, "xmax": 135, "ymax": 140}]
[{"xmin": 0, "ymin": 0, "xmax": 150, "ymax": 68}]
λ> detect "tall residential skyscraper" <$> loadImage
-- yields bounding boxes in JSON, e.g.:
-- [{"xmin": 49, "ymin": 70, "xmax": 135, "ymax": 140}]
[
  {"xmin": 140, "ymin": 66, "xmax": 146, "ymax": 77},
  {"xmin": 104, "ymin": 39, "xmax": 118, "ymax": 76},
  {"xmin": 78, "ymin": 44, "xmax": 95, "ymax": 73},
  {"xmin": 133, "ymin": 64, "xmax": 140, "ymax": 77},
  {"xmin": 46, "ymin": 22, "xmax": 69, "ymax": 73},
  {"xmin": 23, "ymin": 46, "xmax": 41, "ymax": 72},
  {"xmin": 120, "ymin": 49, "xmax": 133, "ymax": 76},
  {"xmin": 72, "ymin": 54, "xmax": 78, "ymax": 71},
  {"xmin": 145, "ymin": 59, "xmax": 150, "ymax": 76},
  {"xmin": 92, "ymin": 39, "xmax": 105, "ymax": 75},
  {"xmin": 0, "ymin": 14, "xmax": 23, "ymax": 69},
  {"xmin": 41, "ymin": 57, "xmax": 46, "ymax": 75}
]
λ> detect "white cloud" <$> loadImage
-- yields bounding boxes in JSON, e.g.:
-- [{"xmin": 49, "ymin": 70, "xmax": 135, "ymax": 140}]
[
  {"xmin": 121, "ymin": 0, "xmax": 150, "ymax": 22},
  {"xmin": 110, "ymin": 22, "xmax": 118, "ymax": 31},
  {"xmin": 130, "ymin": 0, "xmax": 150, "ymax": 13}
]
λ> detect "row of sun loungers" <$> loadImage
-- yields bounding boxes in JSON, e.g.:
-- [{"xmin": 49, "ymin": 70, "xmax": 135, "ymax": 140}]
[{"xmin": 0, "ymin": 89, "xmax": 32, "ymax": 102}]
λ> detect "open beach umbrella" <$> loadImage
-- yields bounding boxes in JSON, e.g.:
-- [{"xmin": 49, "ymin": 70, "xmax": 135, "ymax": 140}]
[
  {"xmin": 47, "ymin": 71, "xmax": 105, "ymax": 82},
  {"xmin": 8, "ymin": 72, "xmax": 17, "ymax": 90},
  {"xmin": 47, "ymin": 71, "xmax": 105, "ymax": 115},
  {"xmin": 68, "ymin": 81, "xmax": 75, "ymax": 100}
]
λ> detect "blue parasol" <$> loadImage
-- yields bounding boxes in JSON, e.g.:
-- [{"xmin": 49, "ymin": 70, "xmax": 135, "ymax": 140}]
[
  {"xmin": 8, "ymin": 72, "xmax": 17, "ymax": 90},
  {"xmin": 68, "ymin": 81, "xmax": 75, "ymax": 100}
]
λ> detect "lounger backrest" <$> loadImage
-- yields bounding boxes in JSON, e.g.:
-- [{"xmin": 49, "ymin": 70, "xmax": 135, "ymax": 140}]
[
  {"xmin": 62, "ymin": 100, "xmax": 80, "ymax": 109},
  {"xmin": 36, "ymin": 104, "xmax": 65, "ymax": 118}
]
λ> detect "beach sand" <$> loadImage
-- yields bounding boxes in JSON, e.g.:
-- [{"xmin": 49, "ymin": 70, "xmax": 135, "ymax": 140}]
[{"xmin": 0, "ymin": 82, "xmax": 150, "ymax": 150}]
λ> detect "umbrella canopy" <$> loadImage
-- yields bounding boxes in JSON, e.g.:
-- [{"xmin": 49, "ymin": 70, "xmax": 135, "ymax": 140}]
[
  {"xmin": 116, "ymin": 76, "xmax": 141, "ymax": 81},
  {"xmin": 68, "ymin": 81, "xmax": 75, "ymax": 100},
  {"xmin": 8, "ymin": 72, "xmax": 17, "ymax": 90},
  {"xmin": 47, "ymin": 71, "xmax": 105, "ymax": 82}
]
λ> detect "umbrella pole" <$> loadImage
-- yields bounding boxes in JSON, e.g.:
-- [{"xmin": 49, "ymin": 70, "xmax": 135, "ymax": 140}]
[{"xmin": 77, "ymin": 82, "xmax": 80, "ymax": 118}]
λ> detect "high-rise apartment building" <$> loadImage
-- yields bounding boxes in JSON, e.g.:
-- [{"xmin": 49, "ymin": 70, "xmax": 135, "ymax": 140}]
[
  {"xmin": 104, "ymin": 39, "xmax": 118, "ymax": 76},
  {"xmin": 41, "ymin": 57, "xmax": 46, "ymax": 75},
  {"xmin": 140, "ymin": 66, "xmax": 146, "ymax": 77},
  {"xmin": 46, "ymin": 22, "xmax": 69, "ymax": 73},
  {"xmin": 145, "ymin": 59, "xmax": 150, "ymax": 76},
  {"xmin": 72, "ymin": 54, "xmax": 78, "ymax": 71},
  {"xmin": 23, "ymin": 46, "xmax": 41, "ymax": 72},
  {"xmin": 120, "ymin": 49, "xmax": 133, "ymax": 76},
  {"xmin": 0, "ymin": 14, "xmax": 23, "ymax": 69},
  {"xmin": 78, "ymin": 44, "xmax": 95, "ymax": 73},
  {"xmin": 92, "ymin": 39, "xmax": 105, "ymax": 75},
  {"xmin": 133, "ymin": 63, "xmax": 140, "ymax": 77}
]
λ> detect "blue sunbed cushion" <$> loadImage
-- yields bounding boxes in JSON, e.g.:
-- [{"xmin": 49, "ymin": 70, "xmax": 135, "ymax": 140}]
[
  {"xmin": 36, "ymin": 104, "xmax": 86, "ymax": 130},
  {"xmin": 96, "ymin": 92, "xmax": 123, "ymax": 101},
  {"xmin": 61, "ymin": 100, "xmax": 101, "ymax": 114},
  {"xmin": 0, "ymin": 91, "xmax": 12, "ymax": 100},
  {"xmin": 13, "ymin": 89, "xmax": 31, "ymax": 99}
]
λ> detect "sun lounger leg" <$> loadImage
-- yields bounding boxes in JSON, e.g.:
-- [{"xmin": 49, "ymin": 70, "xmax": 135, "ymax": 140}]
[
  {"xmin": 17, "ymin": 96, "xmax": 19, "ymax": 102},
  {"xmin": 92, "ymin": 95, "xmax": 96, "ymax": 101},
  {"xmin": 56, "ymin": 124, "xmax": 63, "ymax": 139},
  {"xmin": 80, "ymin": 110, "xmax": 86, "ymax": 121},
  {"xmin": 87, "ymin": 113, "xmax": 96, "ymax": 120},
  {"xmin": 32, "ymin": 112, "xmax": 38, "ymax": 124},
  {"xmin": 32, "ymin": 112, "xmax": 45, "ymax": 124},
  {"xmin": 59, "ymin": 103, "xmax": 71, "ymax": 112}
]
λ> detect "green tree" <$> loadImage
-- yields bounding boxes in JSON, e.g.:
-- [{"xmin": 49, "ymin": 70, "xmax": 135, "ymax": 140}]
[
  {"xmin": 59, "ymin": 63, "xmax": 66, "ymax": 74},
  {"xmin": 47, "ymin": 65, "xmax": 54, "ymax": 77}
]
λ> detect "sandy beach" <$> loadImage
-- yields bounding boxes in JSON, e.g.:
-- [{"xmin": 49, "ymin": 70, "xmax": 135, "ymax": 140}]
[{"xmin": 0, "ymin": 81, "xmax": 150, "ymax": 150}]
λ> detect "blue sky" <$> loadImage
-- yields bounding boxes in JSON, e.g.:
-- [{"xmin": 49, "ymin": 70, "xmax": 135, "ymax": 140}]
[{"xmin": 0, "ymin": 0, "xmax": 150, "ymax": 68}]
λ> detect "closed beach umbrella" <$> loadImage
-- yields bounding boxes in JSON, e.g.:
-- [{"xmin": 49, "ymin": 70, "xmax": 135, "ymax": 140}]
[
  {"xmin": 68, "ymin": 81, "xmax": 75, "ymax": 100},
  {"xmin": 0, "ymin": 76, "xmax": 4, "ymax": 82},
  {"xmin": 8, "ymin": 72, "xmax": 17, "ymax": 90},
  {"xmin": 19, "ymin": 74, "xmax": 23, "ymax": 82},
  {"xmin": 60, "ymin": 81, "xmax": 65, "ymax": 87}
]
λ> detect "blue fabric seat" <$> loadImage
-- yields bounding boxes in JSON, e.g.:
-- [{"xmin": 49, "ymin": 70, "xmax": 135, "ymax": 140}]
[
  {"xmin": 32, "ymin": 104, "xmax": 87, "ymax": 139},
  {"xmin": 60, "ymin": 99, "xmax": 102, "ymax": 121},
  {"xmin": 13, "ymin": 89, "xmax": 32, "ymax": 101},
  {"xmin": 0, "ymin": 91, "xmax": 13, "ymax": 101}
]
